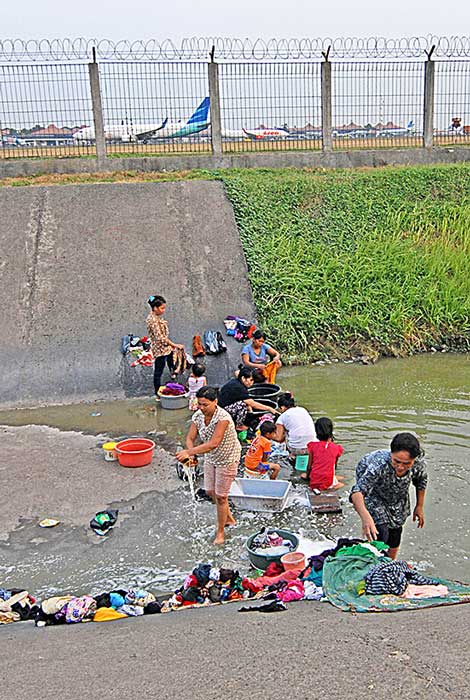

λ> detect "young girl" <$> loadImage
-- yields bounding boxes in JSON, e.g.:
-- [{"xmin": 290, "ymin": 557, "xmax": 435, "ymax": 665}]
[
  {"xmin": 307, "ymin": 417, "xmax": 345, "ymax": 491},
  {"xmin": 188, "ymin": 364, "xmax": 207, "ymax": 411}
]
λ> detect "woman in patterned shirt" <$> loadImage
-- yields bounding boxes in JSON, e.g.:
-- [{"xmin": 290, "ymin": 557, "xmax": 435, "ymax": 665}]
[
  {"xmin": 350, "ymin": 432, "xmax": 428, "ymax": 560},
  {"xmin": 176, "ymin": 386, "xmax": 241, "ymax": 545},
  {"xmin": 146, "ymin": 295, "xmax": 184, "ymax": 398}
]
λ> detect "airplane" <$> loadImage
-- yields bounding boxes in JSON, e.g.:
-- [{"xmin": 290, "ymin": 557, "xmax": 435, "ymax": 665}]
[
  {"xmin": 73, "ymin": 97, "xmax": 210, "ymax": 143},
  {"xmin": 242, "ymin": 125, "xmax": 290, "ymax": 140},
  {"xmin": 376, "ymin": 120, "xmax": 414, "ymax": 137},
  {"xmin": 0, "ymin": 135, "xmax": 25, "ymax": 147}
]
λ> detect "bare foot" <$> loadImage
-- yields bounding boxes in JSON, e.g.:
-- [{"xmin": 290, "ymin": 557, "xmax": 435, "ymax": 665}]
[{"xmin": 213, "ymin": 533, "xmax": 225, "ymax": 545}]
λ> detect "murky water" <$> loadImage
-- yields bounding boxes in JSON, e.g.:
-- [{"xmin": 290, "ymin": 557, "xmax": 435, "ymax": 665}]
[{"xmin": 0, "ymin": 353, "xmax": 469, "ymax": 596}]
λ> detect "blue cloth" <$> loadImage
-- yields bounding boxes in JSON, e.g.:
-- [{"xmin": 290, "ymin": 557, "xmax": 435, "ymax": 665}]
[
  {"xmin": 0, "ymin": 588, "xmax": 11, "ymax": 601},
  {"xmin": 110, "ymin": 593, "xmax": 125, "ymax": 609},
  {"xmin": 241, "ymin": 341, "xmax": 272, "ymax": 365}
]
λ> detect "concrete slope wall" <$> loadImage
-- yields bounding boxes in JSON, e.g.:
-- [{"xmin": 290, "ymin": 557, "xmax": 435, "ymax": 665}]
[{"xmin": 0, "ymin": 181, "xmax": 256, "ymax": 406}]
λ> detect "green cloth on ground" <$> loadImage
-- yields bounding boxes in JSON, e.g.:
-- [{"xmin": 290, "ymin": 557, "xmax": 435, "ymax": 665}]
[{"xmin": 322, "ymin": 548, "xmax": 470, "ymax": 612}]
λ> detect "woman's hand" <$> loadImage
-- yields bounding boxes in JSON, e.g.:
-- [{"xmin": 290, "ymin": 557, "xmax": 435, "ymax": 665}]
[
  {"xmin": 176, "ymin": 449, "xmax": 191, "ymax": 462},
  {"xmin": 361, "ymin": 514, "xmax": 378, "ymax": 541},
  {"xmin": 413, "ymin": 505, "xmax": 425, "ymax": 528}
]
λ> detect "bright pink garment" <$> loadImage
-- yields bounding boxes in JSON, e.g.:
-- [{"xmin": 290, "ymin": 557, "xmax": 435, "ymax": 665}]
[
  {"xmin": 401, "ymin": 584, "xmax": 449, "ymax": 599},
  {"xmin": 256, "ymin": 569, "xmax": 300, "ymax": 587},
  {"xmin": 277, "ymin": 580, "xmax": 304, "ymax": 602}
]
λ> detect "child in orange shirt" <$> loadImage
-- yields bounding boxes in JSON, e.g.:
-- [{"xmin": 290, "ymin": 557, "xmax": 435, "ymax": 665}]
[{"xmin": 244, "ymin": 421, "xmax": 281, "ymax": 480}]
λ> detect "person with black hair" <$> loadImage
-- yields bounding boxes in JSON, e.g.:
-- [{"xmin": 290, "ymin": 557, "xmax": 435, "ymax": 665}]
[
  {"xmin": 218, "ymin": 367, "xmax": 278, "ymax": 430},
  {"xmin": 241, "ymin": 330, "xmax": 281, "ymax": 382},
  {"xmin": 273, "ymin": 392, "xmax": 317, "ymax": 455},
  {"xmin": 244, "ymin": 421, "xmax": 281, "ymax": 480},
  {"xmin": 306, "ymin": 417, "xmax": 345, "ymax": 490},
  {"xmin": 176, "ymin": 386, "xmax": 241, "ymax": 545},
  {"xmin": 146, "ymin": 295, "xmax": 183, "ymax": 398},
  {"xmin": 350, "ymin": 432, "xmax": 428, "ymax": 559}
]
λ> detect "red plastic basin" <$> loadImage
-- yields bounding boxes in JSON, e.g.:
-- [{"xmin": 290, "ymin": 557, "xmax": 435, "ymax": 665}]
[{"xmin": 114, "ymin": 438, "xmax": 155, "ymax": 467}]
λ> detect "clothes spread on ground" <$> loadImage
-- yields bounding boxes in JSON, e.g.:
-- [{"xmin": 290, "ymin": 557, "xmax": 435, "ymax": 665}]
[
  {"xmin": 276, "ymin": 406, "xmax": 317, "ymax": 450},
  {"xmin": 401, "ymin": 584, "xmax": 449, "ymax": 599},
  {"xmin": 192, "ymin": 335, "xmax": 206, "ymax": 358},
  {"xmin": 238, "ymin": 600, "xmax": 287, "ymax": 613},
  {"xmin": 364, "ymin": 559, "xmax": 439, "ymax": 596},
  {"xmin": 130, "ymin": 350, "xmax": 155, "ymax": 367},
  {"xmin": 218, "ymin": 378, "xmax": 250, "ymax": 408},
  {"xmin": 224, "ymin": 316, "xmax": 256, "ymax": 343},
  {"xmin": 350, "ymin": 449, "xmax": 428, "ymax": 528},
  {"xmin": 307, "ymin": 440, "xmax": 344, "ymax": 490},
  {"xmin": 322, "ymin": 544, "xmax": 470, "ymax": 612}
]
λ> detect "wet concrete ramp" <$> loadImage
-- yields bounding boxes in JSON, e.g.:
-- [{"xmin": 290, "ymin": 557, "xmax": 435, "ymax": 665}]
[{"xmin": 0, "ymin": 181, "xmax": 255, "ymax": 405}]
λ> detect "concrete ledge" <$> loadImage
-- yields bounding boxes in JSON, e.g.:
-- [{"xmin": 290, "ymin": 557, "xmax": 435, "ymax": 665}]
[{"xmin": 1, "ymin": 147, "xmax": 470, "ymax": 179}]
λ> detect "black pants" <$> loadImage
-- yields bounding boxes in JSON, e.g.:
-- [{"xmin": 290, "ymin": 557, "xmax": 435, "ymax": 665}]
[
  {"xmin": 153, "ymin": 353, "xmax": 175, "ymax": 394},
  {"xmin": 376, "ymin": 523, "xmax": 403, "ymax": 549}
]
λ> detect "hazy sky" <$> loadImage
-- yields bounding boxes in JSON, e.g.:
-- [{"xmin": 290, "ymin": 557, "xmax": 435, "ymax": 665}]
[{"xmin": 2, "ymin": 0, "xmax": 469, "ymax": 43}]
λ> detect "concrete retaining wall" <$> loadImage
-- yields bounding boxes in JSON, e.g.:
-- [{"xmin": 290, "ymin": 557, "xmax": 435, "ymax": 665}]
[
  {"xmin": 1, "ymin": 146, "xmax": 470, "ymax": 180},
  {"xmin": 0, "ymin": 181, "xmax": 256, "ymax": 406}
]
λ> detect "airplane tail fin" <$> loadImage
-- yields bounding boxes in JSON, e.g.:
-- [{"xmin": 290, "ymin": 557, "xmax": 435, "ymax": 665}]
[
  {"xmin": 407, "ymin": 120, "xmax": 414, "ymax": 129},
  {"xmin": 187, "ymin": 97, "xmax": 210, "ymax": 125}
]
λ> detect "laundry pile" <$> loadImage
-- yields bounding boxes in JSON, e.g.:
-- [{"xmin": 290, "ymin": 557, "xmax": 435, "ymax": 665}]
[
  {"xmin": 321, "ymin": 540, "xmax": 470, "ymax": 612},
  {"xmin": 159, "ymin": 382, "xmax": 186, "ymax": 397},
  {"xmin": 251, "ymin": 528, "xmax": 296, "ymax": 557},
  {"xmin": 224, "ymin": 316, "xmax": 256, "ymax": 343},
  {"xmin": 2, "ymin": 540, "xmax": 470, "ymax": 627}
]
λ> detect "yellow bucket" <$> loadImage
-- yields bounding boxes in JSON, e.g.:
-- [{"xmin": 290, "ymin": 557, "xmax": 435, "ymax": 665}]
[{"xmin": 102, "ymin": 441, "xmax": 118, "ymax": 461}]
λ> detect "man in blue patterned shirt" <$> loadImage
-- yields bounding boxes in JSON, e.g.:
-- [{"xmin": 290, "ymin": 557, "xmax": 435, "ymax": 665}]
[{"xmin": 350, "ymin": 433, "xmax": 428, "ymax": 560}]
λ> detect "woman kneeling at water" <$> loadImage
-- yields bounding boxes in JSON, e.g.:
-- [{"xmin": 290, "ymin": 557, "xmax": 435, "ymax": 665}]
[
  {"xmin": 176, "ymin": 386, "xmax": 241, "ymax": 545},
  {"xmin": 218, "ymin": 367, "xmax": 278, "ymax": 431}
]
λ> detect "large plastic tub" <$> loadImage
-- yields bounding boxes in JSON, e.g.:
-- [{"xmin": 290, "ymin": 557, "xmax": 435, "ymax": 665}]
[
  {"xmin": 158, "ymin": 391, "xmax": 189, "ymax": 410},
  {"xmin": 245, "ymin": 529, "xmax": 299, "ymax": 570},
  {"xmin": 250, "ymin": 398, "xmax": 277, "ymax": 417},
  {"xmin": 248, "ymin": 383, "xmax": 281, "ymax": 400},
  {"xmin": 229, "ymin": 478, "xmax": 291, "ymax": 512},
  {"xmin": 115, "ymin": 438, "xmax": 155, "ymax": 467}
]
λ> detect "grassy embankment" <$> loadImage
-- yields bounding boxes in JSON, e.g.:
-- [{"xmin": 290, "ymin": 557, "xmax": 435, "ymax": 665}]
[
  {"xmin": 2, "ymin": 163, "xmax": 469, "ymax": 360},
  {"xmin": 221, "ymin": 165, "xmax": 470, "ymax": 361}
]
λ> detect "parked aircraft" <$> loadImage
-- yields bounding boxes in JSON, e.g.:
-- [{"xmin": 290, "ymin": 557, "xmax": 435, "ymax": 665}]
[
  {"xmin": 73, "ymin": 97, "xmax": 210, "ymax": 143},
  {"xmin": 242, "ymin": 126, "xmax": 290, "ymax": 140},
  {"xmin": 376, "ymin": 120, "xmax": 414, "ymax": 137}
]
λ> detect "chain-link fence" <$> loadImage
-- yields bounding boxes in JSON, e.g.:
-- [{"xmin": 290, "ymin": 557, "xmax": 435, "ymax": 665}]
[{"xmin": 1, "ymin": 37, "xmax": 470, "ymax": 160}]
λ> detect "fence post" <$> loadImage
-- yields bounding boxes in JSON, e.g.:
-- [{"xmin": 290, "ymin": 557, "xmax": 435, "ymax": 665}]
[
  {"xmin": 423, "ymin": 46, "xmax": 436, "ymax": 148},
  {"xmin": 208, "ymin": 46, "xmax": 222, "ymax": 155},
  {"xmin": 321, "ymin": 47, "xmax": 332, "ymax": 152},
  {"xmin": 88, "ymin": 47, "xmax": 106, "ymax": 164}
]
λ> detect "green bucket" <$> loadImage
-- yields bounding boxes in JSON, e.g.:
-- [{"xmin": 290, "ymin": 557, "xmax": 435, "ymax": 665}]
[{"xmin": 294, "ymin": 454, "xmax": 309, "ymax": 472}]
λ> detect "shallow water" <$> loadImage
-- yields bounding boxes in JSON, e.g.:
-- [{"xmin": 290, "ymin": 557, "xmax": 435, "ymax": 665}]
[{"xmin": 0, "ymin": 353, "xmax": 469, "ymax": 595}]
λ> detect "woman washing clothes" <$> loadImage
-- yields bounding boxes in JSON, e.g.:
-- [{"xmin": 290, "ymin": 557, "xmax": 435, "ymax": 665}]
[
  {"xmin": 176, "ymin": 386, "xmax": 241, "ymax": 545},
  {"xmin": 273, "ymin": 392, "xmax": 317, "ymax": 458},
  {"xmin": 146, "ymin": 295, "xmax": 184, "ymax": 399},
  {"xmin": 218, "ymin": 367, "xmax": 278, "ymax": 431},
  {"xmin": 241, "ymin": 330, "xmax": 282, "ymax": 383}
]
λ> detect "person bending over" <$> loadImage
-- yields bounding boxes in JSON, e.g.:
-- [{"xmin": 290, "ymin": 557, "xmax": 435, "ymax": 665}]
[{"xmin": 350, "ymin": 432, "xmax": 427, "ymax": 560}]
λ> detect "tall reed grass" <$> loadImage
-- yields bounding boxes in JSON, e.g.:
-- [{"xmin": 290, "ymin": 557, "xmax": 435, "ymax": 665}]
[{"xmin": 221, "ymin": 164, "xmax": 470, "ymax": 358}]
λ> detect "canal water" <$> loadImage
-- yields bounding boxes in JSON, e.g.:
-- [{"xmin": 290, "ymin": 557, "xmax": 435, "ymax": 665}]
[{"xmin": 0, "ymin": 353, "xmax": 468, "ymax": 597}]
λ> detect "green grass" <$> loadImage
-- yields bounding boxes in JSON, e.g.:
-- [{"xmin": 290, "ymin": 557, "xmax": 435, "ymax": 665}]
[
  {"xmin": 2, "ymin": 162, "xmax": 469, "ymax": 359},
  {"xmin": 219, "ymin": 165, "xmax": 470, "ymax": 359}
]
